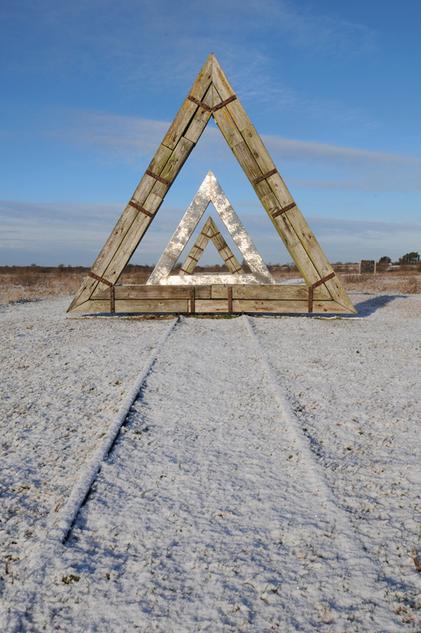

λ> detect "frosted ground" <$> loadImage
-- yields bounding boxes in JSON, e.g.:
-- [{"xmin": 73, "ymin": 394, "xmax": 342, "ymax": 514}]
[{"xmin": 0, "ymin": 294, "xmax": 420, "ymax": 632}]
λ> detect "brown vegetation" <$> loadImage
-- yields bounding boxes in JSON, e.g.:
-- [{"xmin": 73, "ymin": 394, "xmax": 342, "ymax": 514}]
[{"xmin": 1, "ymin": 264, "xmax": 420, "ymax": 305}]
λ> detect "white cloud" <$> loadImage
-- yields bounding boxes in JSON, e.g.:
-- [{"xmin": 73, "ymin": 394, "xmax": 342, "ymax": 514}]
[
  {"xmin": 51, "ymin": 110, "xmax": 421, "ymax": 192},
  {"xmin": 1, "ymin": 199, "xmax": 420, "ymax": 265}
]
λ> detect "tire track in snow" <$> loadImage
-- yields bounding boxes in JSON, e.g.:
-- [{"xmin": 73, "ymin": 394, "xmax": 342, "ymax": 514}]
[
  {"xmin": 55, "ymin": 316, "xmax": 179, "ymax": 545},
  {"xmin": 5, "ymin": 316, "xmax": 179, "ymax": 633},
  {"xmin": 242, "ymin": 315, "xmax": 397, "ymax": 623},
  {"xmin": 30, "ymin": 317, "xmax": 400, "ymax": 632}
]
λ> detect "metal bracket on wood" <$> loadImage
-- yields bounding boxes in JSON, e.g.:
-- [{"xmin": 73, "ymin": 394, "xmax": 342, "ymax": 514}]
[
  {"xmin": 253, "ymin": 169, "xmax": 277, "ymax": 185},
  {"xmin": 88, "ymin": 271, "xmax": 113, "ymax": 287},
  {"xmin": 110, "ymin": 286, "xmax": 115, "ymax": 313},
  {"xmin": 227, "ymin": 287, "xmax": 233, "ymax": 313},
  {"xmin": 128, "ymin": 200, "xmax": 154, "ymax": 217},
  {"xmin": 188, "ymin": 94, "xmax": 237, "ymax": 114},
  {"xmin": 188, "ymin": 95, "xmax": 213, "ymax": 112},
  {"xmin": 308, "ymin": 272, "xmax": 336, "ymax": 313},
  {"xmin": 190, "ymin": 288, "xmax": 195, "ymax": 314},
  {"xmin": 272, "ymin": 202, "xmax": 296, "ymax": 219},
  {"xmin": 145, "ymin": 170, "xmax": 170, "ymax": 186},
  {"xmin": 212, "ymin": 95, "xmax": 237, "ymax": 112}
]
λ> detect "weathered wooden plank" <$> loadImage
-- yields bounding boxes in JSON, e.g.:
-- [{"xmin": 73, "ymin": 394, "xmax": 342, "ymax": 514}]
[
  {"xmin": 194, "ymin": 300, "xmax": 231, "ymax": 313},
  {"xmin": 230, "ymin": 139, "xmax": 263, "ymax": 183},
  {"xmin": 231, "ymin": 300, "xmax": 351, "ymax": 314},
  {"xmin": 71, "ymin": 296, "xmax": 353, "ymax": 315},
  {"xmin": 194, "ymin": 286, "xmax": 211, "ymax": 299},
  {"xmin": 162, "ymin": 55, "xmax": 213, "ymax": 149},
  {"xmin": 183, "ymin": 84, "xmax": 214, "ymax": 144},
  {"xmin": 92, "ymin": 136, "xmax": 195, "ymax": 291},
  {"xmin": 211, "ymin": 83, "xmax": 322, "ymax": 288},
  {"xmin": 69, "ymin": 59, "xmax": 214, "ymax": 311},
  {"xmin": 208, "ymin": 284, "xmax": 327, "ymax": 301},
  {"xmin": 212, "ymin": 82, "xmax": 324, "ymax": 288},
  {"xmin": 159, "ymin": 136, "xmax": 195, "ymax": 185},
  {"xmin": 95, "ymin": 285, "xmax": 194, "ymax": 300},
  {"xmin": 232, "ymin": 299, "xmax": 308, "ymax": 313},
  {"xmin": 211, "ymin": 59, "xmax": 353, "ymax": 308},
  {"xmin": 94, "ymin": 283, "xmax": 330, "ymax": 302},
  {"xmin": 74, "ymin": 299, "xmax": 190, "ymax": 314},
  {"xmin": 211, "ymin": 98, "xmax": 244, "ymax": 149},
  {"xmin": 233, "ymin": 284, "xmax": 328, "ymax": 300}
]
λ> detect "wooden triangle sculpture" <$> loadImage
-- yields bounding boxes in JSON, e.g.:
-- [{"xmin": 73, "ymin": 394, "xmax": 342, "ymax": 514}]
[
  {"xmin": 147, "ymin": 171, "xmax": 274, "ymax": 286},
  {"xmin": 68, "ymin": 53, "xmax": 355, "ymax": 315},
  {"xmin": 180, "ymin": 216, "xmax": 243, "ymax": 275}
]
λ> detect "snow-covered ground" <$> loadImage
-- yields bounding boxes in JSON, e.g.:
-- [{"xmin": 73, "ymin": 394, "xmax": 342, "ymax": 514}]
[{"xmin": 1, "ymin": 294, "xmax": 420, "ymax": 631}]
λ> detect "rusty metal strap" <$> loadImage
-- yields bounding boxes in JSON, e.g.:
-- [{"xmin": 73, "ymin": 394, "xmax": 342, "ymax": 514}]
[
  {"xmin": 312, "ymin": 272, "xmax": 336, "ymax": 290},
  {"xmin": 145, "ymin": 170, "xmax": 170, "ymax": 186},
  {"xmin": 253, "ymin": 168, "xmax": 277, "ymax": 185},
  {"xmin": 212, "ymin": 95, "xmax": 237, "ymax": 112},
  {"xmin": 272, "ymin": 202, "xmax": 296, "ymax": 219},
  {"xmin": 110, "ymin": 286, "xmax": 115, "ymax": 314},
  {"xmin": 89, "ymin": 271, "xmax": 113, "ymax": 287},
  {"xmin": 190, "ymin": 288, "xmax": 195, "ymax": 314},
  {"xmin": 188, "ymin": 255, "xmax": 199, "ymax": 263},
  {"xmin": 227, "ymin": 287, "xmax": 233, "ymax": 313},
  {"xmin": 188, "ymin": 95, "xmax": 213, "ymax": 112},
  {"xmin": 308, "ymin": 272, "xmax": 336, "ymax": 312},
  {"xmin": 308, "ymin": 286, "xmax": 314, "ymax": 313},
  {"xmin": 128, "ymin": 199, "xmax": 154, "ymax": 217},
  {"xmin": 188, "ymin": 94, "xmax": 237, "ymax": 113}
]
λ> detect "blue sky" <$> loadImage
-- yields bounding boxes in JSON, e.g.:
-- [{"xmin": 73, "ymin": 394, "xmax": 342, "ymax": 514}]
[{"xmin": 1, "ymin": 0, "xmax": 421, "ymax": 266}]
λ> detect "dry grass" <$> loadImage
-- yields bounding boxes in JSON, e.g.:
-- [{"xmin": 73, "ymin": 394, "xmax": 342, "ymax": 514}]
[
  {"xmin": 1, "ymin": 265, "xmax": 420, "ymax": 305},
  {"xmin": 341, "ymin": 271, "xmax": 421, "ymax": 294},
  {"xmin": 0, "ymin": 267, "xmax": 85, "ymax": 304}
]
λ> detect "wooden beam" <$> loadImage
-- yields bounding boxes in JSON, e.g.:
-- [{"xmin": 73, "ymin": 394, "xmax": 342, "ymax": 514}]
[
  {"xmin": 211, "ymin": 55, "xmax": 353, "ymax": 311},
  {"xmin": 68, "ymin": 53, "xmax": 354, "ymax": 315},
  {"xmin": 68, "ymin": 55, "xmax": 215, "ymax": 312},
  {"xmin": 70, "ymin": 296, "xmax": 355, "ymax": 316},
  {"xmin": 75, "ymin": 283, "xmax": 355, "ymax": 315}
]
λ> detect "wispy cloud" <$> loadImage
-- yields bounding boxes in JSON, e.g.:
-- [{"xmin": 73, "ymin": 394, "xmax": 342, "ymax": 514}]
[
  {"xmin": 50, "ymin": 110, "xmax": 421, "ymax": 193},
  {"xmin": 1, "ymin": 1, "xmax": 376, "ymax": 109},
  {"xmin": 1, "ymin": 198, "xmax": 420, "ymax": 266}
]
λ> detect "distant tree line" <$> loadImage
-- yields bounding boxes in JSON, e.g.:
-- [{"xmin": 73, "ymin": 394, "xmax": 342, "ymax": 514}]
[{"xmin": 378, "ymin": 252, "xmax": 420, "ymax": 266}]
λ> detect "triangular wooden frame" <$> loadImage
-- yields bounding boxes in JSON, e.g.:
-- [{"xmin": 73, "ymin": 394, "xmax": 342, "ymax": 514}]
[
  {"xmin": 147, "ymin": 171, "xmax": 274, "ymax": 286},
  {"xmin": 180, "ymin": 217, "xmax": 243, "ymax": 275},
  {"xmin": 68, "ymin": 53, "xmax": 355, "ymax": 315}
]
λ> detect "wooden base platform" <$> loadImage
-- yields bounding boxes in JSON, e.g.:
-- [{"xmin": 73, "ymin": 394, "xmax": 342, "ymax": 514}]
[{"xmin": 67, "ymin": 284, "xmax": 356, "ymax": 315}]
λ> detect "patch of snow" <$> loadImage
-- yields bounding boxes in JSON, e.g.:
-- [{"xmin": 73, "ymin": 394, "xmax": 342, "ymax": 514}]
[{"xmin": 1, "ymin": 293, "xmax": 420, "ymax": 631}]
